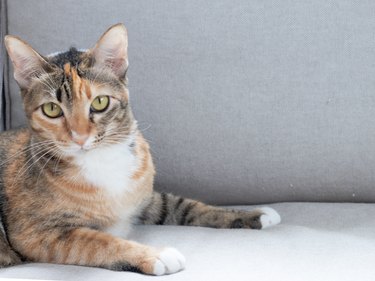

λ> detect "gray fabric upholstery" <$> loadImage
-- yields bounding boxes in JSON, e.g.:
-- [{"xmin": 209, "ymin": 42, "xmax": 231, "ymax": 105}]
[
  {"xmin": 0, "ymin": 0, "xmax": 4, "ymax": 130},
  {"xmin": 0, "ymin": 0, "xmax": 9, "ymax": 130},
  {"xmin": 5, "ymin": 0, "xmax": 375, "ymax": 204},
  {"xmin": 1, "ymin": 203, "xmax": 374, "ymax": 281}
]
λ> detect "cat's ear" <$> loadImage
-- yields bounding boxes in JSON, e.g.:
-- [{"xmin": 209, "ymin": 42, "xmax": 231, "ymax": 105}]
[
  {"xmin": 91, "ymin": 23, "xmax": 128, "ymax": 79},
  {"xmin": 4, "ymin": 35, "xmax": 50, "ymax": 89}
]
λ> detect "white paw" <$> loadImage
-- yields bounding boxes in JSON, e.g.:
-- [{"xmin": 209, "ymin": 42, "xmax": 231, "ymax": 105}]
[
  {"xmin": 259, "ymin": 207, "xmax": 281, "ymax": 229},
  {"xmin": 153, "ymin": 248, "xmax": 186, "ymax": 275}
]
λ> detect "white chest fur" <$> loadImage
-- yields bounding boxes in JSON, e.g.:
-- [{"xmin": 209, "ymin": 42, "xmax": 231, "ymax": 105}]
[
  {"xmin": 74, "ymin": 140, "xmax": 137, "ymax": 198},
  {"xmin": 73, "ymin": 140, "xmax": 143, "ymax": 238}
]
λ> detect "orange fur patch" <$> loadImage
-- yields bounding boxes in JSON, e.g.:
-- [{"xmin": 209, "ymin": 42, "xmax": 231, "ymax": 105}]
[
  {"xmin": 63, "ymin": 63, "xmax": 71, "ymax": 77},
  {"xmin": 132, "ymin": 142, "xmax": 150, "ymax": 180},
  {"xmin": 84, "ymin": 81, "xmax": 92, "ymax": 99},
  {"xmin": 33, "ymin": 114, "xmax": 60, "ymax": 132}
]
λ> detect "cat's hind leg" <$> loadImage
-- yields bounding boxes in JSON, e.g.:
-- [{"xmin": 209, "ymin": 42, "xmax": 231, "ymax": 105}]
[{"xmin": 139, "ymin": 192, "xmax": 281, "ymax": 229}]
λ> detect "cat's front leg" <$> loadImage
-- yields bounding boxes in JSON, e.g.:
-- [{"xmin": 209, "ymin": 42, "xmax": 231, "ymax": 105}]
[
  {"xmin": 140, "ymin": 192, "xmax": 281, "ymax": 229},
  {"xmin": 12, "ymin": 227, "xmax": 185, "ymax": 275},
  {"xmin": 0, "ymin": 231, "xmax": 22, "ymax": 267}
]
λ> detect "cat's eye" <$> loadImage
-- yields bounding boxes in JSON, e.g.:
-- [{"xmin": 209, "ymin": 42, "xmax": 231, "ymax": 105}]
[
  {"xmin": 42, "ymin": 102, "xmax": 63, "ymax": 118},
  {"xmin": 91, "ymin": 95, "xmax": 110, "ymax": 112}
]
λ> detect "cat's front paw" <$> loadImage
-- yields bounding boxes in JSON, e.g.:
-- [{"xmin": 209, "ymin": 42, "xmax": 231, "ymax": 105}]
[
  {"xmin": 0, "ymin": 248, "xmax": 22, "ymax": 268},
  {"xmin": 152, "ymin": 248, "xmax": 186, "ymax": 276},
  {"xmin": 258, "ymin": 207, "xmax": 281, "ymax": 229},
  {"xmin": 109, "ymin": 246, "xmax": 185, "ymax": 275}
]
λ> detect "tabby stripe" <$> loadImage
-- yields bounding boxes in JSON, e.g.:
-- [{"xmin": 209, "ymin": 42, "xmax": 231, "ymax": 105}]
[
  {"xmin": 156, "ymin": 193, "xmax": 168, "ymax": 225},
  {"xmin": 110, "ymin": 262, "xmax": 143, "ymax": 273},
  {"xmin": 175, "ymin": 197, "xmax": 184, "ymax": 211},
  {"xmin": 56, "ymin": 88, "xmax": 62, "ymax": 102},
  {"xmin": 180, "ymin": 202, "xmax": 197, "ymax": 225},
  {"xmin": 56, "ymin": 228, "xmax": 75, "ymax": 241},
  {"xmin": 63, "ymin": 82, "xmax": 71, "ymax": 100}
]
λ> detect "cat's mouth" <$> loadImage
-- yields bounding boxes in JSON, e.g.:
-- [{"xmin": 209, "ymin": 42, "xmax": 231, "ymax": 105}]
[
  {"xmin": 58, "ymin": 134, "xmax": 130, "ymax": 156},
  {"xmin": 58, "ymin": 142, "xmax": 98, "ymax": 155}
]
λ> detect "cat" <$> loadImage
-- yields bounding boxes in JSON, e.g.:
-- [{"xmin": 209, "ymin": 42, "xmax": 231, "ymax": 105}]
[{"xmin": 0, "ymin": 23, "xmax": 281, "ymax": 275}]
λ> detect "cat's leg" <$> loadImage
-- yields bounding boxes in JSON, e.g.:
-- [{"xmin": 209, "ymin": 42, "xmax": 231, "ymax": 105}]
[
  {"xmin": 139, "ymin": 192, "xmax": 281, "ymax": 229},
  {"xmin": 13, "ymin": 227, "xmax": 184, "ymax": 275},
  {"xmin": 0, "ymin": 229, "xmax": 21, "ymax": 267}
]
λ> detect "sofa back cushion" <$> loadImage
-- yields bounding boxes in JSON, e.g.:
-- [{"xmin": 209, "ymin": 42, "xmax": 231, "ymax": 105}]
[{"xmin": 5, "ymin": 0, "xmax": 375, "ymax": 204}]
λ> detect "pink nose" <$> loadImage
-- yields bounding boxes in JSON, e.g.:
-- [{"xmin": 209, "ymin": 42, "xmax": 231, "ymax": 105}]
[{"xmin": 71, "ymin": 132, "xmax": 89, "ymax": 146}]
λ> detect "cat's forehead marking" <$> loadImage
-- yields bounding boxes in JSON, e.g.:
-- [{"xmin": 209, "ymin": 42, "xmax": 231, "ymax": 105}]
[
  {"xmin": 49, "ymin": 47, "xmax": 84, "ymax": 68},
  {"xmin": 63, "ymin": 63, "xmax": 72, "ymax": 77},
  {"xmin": 62, "ymin": 62, "xmax": 91, "ymax": 101},
  {"xmin": 85, "ymin": 82, "xmax": 92, "ymax": 99}
]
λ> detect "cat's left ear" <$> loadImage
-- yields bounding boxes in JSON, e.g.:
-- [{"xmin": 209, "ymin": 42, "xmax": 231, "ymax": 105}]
[
  {"xmin": 91, "ymin": 23, "xmax": 128, "ymax": 79},
  {"xmin": 4, "ymin": 35, "xmax": 51, "ymax": 90}
]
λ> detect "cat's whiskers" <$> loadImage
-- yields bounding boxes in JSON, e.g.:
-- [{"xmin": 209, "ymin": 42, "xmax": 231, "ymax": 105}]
[
  {"xmin": 24, "ymin": 146, "xmax": 59, "ymax": 176},
  {"xmin": 52, "ymin": 151, "xmax": 64, "ymax": 174},
  {"xmin": 137, "ymin": 123, "xmax": 152, "ymax": 133},
  {"xmin": 102, "ymin": 136, "xmax": 130, "ymax": 146},
  {"xmin": 104, "ymin": 124, "xmax": 134, "ymax": 132},
  {"xmin": 35, "ymin": 149, "xmax": 61, "ymax": 186},
  {"xmin": 11, "ymin": 144, "xmax": 57, "ymax": 188},
  {"xmin": 102, "ymin": 140, "xmax": 124, "ymax": 146},
  {"xmin": 15, "ymin": 144, "xmax": 55, "ymax": 176},
  {"xmin": 0, "ymin": 140, "xmax": 56, "ymax": 167},
  {"xmin": 100, "ymin": 125, "xmax": 154, "ymax": 149},
  {"xmin": 102, "ymin": 131, "xmax": 132, "ymax": 143},
  {"xmin": 104, "ymin": 126, "xmax": 136, "ymax": 137},
  {"xmin": 103, "ymin": 131, "xmax": 128, "ymax": 138}
]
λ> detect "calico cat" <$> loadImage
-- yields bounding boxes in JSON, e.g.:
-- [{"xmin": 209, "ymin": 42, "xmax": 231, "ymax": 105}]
[{"xmin": 0, "ymin": 24, "xmax": 281, "ymax": 275}]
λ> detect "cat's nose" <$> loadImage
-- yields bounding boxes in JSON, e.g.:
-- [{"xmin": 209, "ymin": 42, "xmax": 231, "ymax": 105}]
[{"xmin": 71, "ymin": 131, "xmax": 89, "ymax": 146}]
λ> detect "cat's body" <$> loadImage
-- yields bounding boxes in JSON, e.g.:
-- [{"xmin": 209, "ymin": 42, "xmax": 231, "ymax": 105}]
[{"xmin": 0, "ymin": 24, "xmax": 281, "ymax": 275}]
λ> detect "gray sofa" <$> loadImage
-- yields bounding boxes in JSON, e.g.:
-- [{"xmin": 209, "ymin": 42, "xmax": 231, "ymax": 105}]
[{"xmin": 1, "ymin": 0, "xmax": 375, "ymax": 280}]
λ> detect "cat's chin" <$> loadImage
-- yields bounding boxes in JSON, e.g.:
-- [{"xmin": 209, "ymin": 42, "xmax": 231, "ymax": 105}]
[{"xmin": 59, "ymin": 144, "xmax": 97, "ymax": 157}]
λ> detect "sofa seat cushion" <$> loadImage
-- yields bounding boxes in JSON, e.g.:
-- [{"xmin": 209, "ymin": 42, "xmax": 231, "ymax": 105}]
[{"xmin": 1, "ymin": 203, "xmax": 374, "ymax": 281}]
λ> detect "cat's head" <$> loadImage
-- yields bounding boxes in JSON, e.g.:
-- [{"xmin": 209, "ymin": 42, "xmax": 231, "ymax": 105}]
[{"xmin": 5, "ymin": 24, "xmax": 135, "ymax": 155}]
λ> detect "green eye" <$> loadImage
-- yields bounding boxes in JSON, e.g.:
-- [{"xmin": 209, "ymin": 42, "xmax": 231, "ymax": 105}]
[
  {"xmin": 42, "ymin": 102, "xmax": 63, "ymax": 118},
  {"xmin": 91, "ymin": 96, "xmax": 110, "ymax": 112}
]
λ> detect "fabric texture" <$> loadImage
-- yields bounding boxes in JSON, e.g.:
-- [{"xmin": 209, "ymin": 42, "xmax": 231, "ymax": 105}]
[
  {"xmin": 5, "ymin": 0, "xmax": 375, "ymax": 204},
  {"xmin": 0, "ymin": 203, "xmax": 374, "ymax": 281},
  {"xmin": 0, "ymin": 0, "xmax": 9, "ymax": 130}
]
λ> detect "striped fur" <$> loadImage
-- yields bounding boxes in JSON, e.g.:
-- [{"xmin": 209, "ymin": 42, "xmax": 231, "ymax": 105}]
[
  {"xmin": 141, "ymin": 192, "xmax": 264, "ymax": 229},
  {"xmin": 0, "ymin": 24, "xmax": 280, "ymax": 275}
]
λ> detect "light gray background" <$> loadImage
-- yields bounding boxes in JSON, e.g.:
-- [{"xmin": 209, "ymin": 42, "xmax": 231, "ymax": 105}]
[{"xmin": 5, "ymin": 0, "xmax": 375, "ymax": 204}]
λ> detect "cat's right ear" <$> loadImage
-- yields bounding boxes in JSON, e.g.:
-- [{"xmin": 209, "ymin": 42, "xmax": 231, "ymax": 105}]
[
  {"xmin": 4, "ymin": 35, "xmax": 50, "ymax": 90},
  {"xmin": 90, "ymin": 23, "xmax": 129, "ymax": 80}
]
